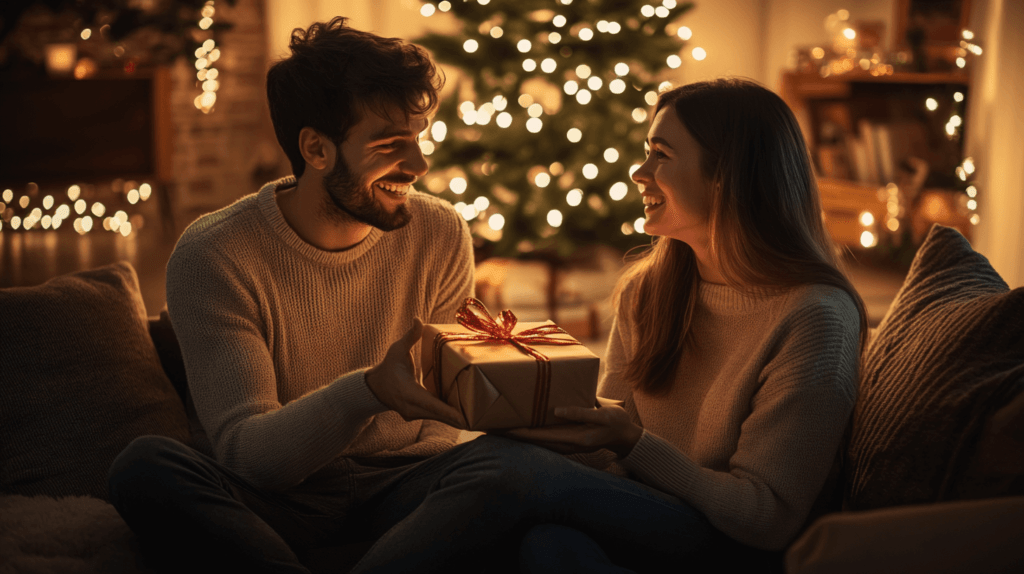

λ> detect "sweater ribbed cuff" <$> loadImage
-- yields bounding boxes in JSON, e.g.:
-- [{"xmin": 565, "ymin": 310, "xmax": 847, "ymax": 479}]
[{"xmin": 621, "ymin": 430, "xmax": 702, "ymax": 494}]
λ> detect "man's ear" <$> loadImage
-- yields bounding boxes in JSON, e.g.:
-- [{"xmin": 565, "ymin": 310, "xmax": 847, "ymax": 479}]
[{"xmin": 298, "ymin": 127, "xmax": 335, "ymax": 172}]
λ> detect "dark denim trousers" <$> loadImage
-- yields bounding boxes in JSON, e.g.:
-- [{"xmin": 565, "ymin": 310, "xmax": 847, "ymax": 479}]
[{"xmin": 108, "ymin": 434, "xmax": 734, "ymax": 573}]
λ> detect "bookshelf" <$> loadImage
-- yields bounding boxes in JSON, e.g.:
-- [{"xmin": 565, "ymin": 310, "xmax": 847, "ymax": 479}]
[{"xmin": 781, "ymin": 71, "xmax": 975, "ymax": 248}]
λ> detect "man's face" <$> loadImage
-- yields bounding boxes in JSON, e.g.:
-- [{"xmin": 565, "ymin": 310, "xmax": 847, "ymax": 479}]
[{"xmin": 321, "ymin": 104, "xmax": 429, "ymax": 231}]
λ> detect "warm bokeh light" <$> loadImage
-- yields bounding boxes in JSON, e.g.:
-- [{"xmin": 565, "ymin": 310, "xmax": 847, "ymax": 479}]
[
  {"xmin": 576, "ymin": 90, "xmax": 592, "ymax": 105},
  {"xmin": 518, "ymin": 39, "xmax": 532, "ymax": 53},
  {"xmin": 566, "ymin": 189, "xmax": 583, "ymax": 206},
  {"xmin": 488, "ymin": 213, "xmax": 505, "ymax": 230},
  {"xmin": 667, "ymin": 55, "xmax": 682, "ymax": 68},
  {"xmin": 860, "ymin": 230, "xmax": 877, "ymax": 248},
  {"xmin": 547, "ymin": 209, "xmax": 563, "ymax": 227},
  {"xmin": 609, "ymin": 182, "xmax": 628, "ymax": 200},
  {"xmin": 609, "ymin": 79, "xmax": 626, "ymax": 94},
  {"xmin": 614, "ymin": 62, "xmax": 629, "ymax": 76},
  {"xmin": 583, "ymin": 163, "xmax": 599, "ymax": 179},
  {"xmin": 450, "ymin": 177, "xmax": 468, "ymax": 194},
  {"xmin": 420, "ymin": 3, "xmax": 436, "ymax": 17},
  {"xmin": 496, "ymin": 112, "xmax": 512, "ymax": 128},
  {"xmin": 677, "ymin": 26, "xmax": 692, "ymax": 40},
  {"xmin": 535, "ymin": 173, "xmax": 551, "ymax": 187},
  {"xmin": 634, "ymin": 217, "xmax": 645, "ymax": 234},
  {"xmin": 464, "ymin": 39, "xmax": 479, "ymax": 53},
  {"xmin": 926, "ymin": 98, "xmax": 939, "ymax": 111},
  {"xmin": 859, "ymin": 211, "xmax": 874, "ymax": 226},
  {"xmin": 692, "ymin": 47, "xmax": 707, "ymax": 61},
  {"xmin": 567, "ymin": 128, "xmax": 582, "ymax": 142},
  {"xmin": 575, "ymin": 64, "xmax": 592, "ymax": 79},
  {"xmin": 604, "ymin": 148, "xmax": 619, "ymax": 162},
  {"xmin": 526, "ymin": 117, "xmax": 543, "ymax": 133},
  {"xmin": 474, "ymin": 196, "xmax": 490, "ymax": 211},
  {"xmin": 81, "ymin": 28, "xmax": 92, "ymax": 40}
]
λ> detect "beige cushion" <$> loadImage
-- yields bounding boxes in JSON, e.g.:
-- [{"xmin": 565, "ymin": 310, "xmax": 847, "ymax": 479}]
[
  {"xmin": 844, "ymin": 224, "xmax": 1024, "ymax": 511},
  {"xmin": 786, "ymin": 496, "xmax": 1024, "ymax": 574},
  {"xmin": 0, "ymin": 262, "xmax": 190, "ymax": 501}
]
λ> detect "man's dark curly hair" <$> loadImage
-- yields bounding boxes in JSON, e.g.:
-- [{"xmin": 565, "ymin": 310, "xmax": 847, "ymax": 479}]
[{"xmin": 266, "ymin": 17, "xmax": 444, "ymax": 178}]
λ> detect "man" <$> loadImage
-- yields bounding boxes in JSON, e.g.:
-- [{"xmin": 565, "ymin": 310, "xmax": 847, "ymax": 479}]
[{"xmin": 107, "ymin": 17, "xmax": 476, "ymax": 572}]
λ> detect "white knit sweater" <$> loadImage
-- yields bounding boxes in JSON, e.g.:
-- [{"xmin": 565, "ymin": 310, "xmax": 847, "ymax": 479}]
[
  {"xmin": 603, "ymin": 280, "xmax": 860, "ymax": 550},
  {"xmin": 165, "ymin": 177, "xmax": 474, "ymax": 490}
]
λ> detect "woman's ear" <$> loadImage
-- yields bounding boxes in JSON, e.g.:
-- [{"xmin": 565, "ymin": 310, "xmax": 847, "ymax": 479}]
[{"xmin": 298, "ymin": 127, "xmax": 335, "ymax": 172}]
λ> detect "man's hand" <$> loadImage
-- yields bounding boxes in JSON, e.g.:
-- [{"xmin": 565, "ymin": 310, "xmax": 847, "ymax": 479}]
[
  {"xmin": 500, "ymin": 400, "xmax": 643, "ymax": 457},
  {"xmin": 364, "ymin": 318, "xmax": 464, "ymax": 429}
]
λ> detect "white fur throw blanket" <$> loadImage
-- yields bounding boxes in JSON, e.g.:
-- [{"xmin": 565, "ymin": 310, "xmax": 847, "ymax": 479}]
[{"xmin": 0, "ymin": 495, "xmax": 153, "ymax": 574}]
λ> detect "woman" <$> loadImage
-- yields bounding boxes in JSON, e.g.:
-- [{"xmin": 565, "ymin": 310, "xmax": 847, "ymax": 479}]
[
  {"xmin": 350, "ymin": 78, "xmax": 866, "ymax": 574},
  {"xmin": 505, "ymin": 77, "xmax": 868, "ymax": 571}
]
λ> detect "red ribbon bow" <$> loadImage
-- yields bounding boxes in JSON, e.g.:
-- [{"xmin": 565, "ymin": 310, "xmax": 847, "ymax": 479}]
[{"xmin": 433, "ymin": 298, "xmax": 582, "ymax": 427}]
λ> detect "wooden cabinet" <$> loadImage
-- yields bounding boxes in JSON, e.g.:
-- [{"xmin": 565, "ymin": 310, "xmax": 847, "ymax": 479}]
[{"xmin": 781, "ymin": 70, "xmax": 975, "ymax": 248}]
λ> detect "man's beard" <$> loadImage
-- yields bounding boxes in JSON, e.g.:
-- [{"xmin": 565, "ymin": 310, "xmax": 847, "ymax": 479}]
[{"xmin": 321, "ymin": 155, "xmax": 412, "ymax": 232}]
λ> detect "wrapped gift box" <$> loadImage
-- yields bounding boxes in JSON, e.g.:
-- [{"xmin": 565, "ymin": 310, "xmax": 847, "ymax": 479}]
[{"xmin": 421, "ymin": 320, "xmax": 600, "ymax": 431}]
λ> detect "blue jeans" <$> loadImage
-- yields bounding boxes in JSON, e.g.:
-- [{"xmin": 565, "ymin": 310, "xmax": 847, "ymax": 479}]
[{"xmin": 108, "ymin": 434, "xmax": 726, "ymax": 573}]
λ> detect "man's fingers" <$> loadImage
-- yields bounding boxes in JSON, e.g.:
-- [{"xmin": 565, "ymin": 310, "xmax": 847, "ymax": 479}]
[
  {"xmin": 400, "ymin": 318, "xmax": 424, "ymax": 350},
  {"xmin": 554, "ymin": 406, "xmax": 602, "ymax": 423},
  {"xmin": 405, "ymin": 386, "xmax": 464, "ymax": 428}
]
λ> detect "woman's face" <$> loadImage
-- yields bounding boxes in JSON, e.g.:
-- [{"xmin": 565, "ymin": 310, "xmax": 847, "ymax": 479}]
[{"xmin": 631, "ymin": 106, "xmax": 713, "ymax": 246}]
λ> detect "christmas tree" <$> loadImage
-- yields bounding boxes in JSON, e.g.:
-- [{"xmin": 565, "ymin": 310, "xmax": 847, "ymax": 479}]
[{"xmin": 414, "ymin": 0, "xmax": 693, "ymax": 259}]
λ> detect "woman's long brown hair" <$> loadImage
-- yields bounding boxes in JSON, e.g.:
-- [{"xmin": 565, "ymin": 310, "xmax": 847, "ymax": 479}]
[{"xmin": 617, "ymin": 78, "xmax": 868, "ymax": 395}]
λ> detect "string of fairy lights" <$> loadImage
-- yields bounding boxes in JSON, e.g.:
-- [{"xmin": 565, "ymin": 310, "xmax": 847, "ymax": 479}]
[
  {"xmin": 0, "ymin": 182, "xmax": 153, "ymax": 236},
  {"xmin": 194, "ymin": 1, "xmax": 222, "ymax": 113},
  {"xmin": 417, "ymin": 0, "xmax": 700, "ymax": 246}
]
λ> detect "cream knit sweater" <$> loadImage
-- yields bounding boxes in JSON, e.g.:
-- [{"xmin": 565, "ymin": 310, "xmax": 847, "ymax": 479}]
[
  {"xmin": 602, "ymin": 280, "xmax": 860, "ymax": 551},
  {"xmin": 165, "ymin": 177, "xmax": 474, "ymax": 491}
]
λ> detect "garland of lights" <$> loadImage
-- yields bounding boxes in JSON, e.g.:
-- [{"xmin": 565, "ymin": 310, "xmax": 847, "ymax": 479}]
[
  {"xmin": 194, "ymin": 1, "xmax": 222, "ymax": 113},
  {"xmin": 1, "ymin": 182, "xmax": 153, "ymax": 236}
]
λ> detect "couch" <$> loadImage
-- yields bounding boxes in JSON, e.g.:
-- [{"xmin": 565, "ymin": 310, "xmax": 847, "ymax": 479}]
[{"xmin": 1, "ymin": 224, "xmax": 1022, "ymax": 574}]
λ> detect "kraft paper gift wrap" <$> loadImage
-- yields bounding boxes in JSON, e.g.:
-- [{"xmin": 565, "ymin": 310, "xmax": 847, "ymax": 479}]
[{"xmin": 421, "ymin": 300, "xmax": 600, "ymax": 431}]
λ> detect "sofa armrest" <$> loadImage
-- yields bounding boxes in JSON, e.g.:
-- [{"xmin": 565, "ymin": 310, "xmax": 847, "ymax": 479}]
[{"xmin": 786, "ymin": 496, "xmax": 1024, "ymax": 574}]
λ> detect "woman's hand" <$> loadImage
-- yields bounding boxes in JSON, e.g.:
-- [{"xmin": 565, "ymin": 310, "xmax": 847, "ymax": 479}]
[{"xmin": 501, "ymin": 399, "xmax": 643, "ymax": 457}]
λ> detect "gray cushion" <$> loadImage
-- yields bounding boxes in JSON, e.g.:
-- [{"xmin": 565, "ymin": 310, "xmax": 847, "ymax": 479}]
[
  {"xmin": 0, "ymin": 262, "xmax": 190, "ymax": 501},
  {"xmin": 844, "ymin": 224, "xmax": 1024, "ymax": 510}
]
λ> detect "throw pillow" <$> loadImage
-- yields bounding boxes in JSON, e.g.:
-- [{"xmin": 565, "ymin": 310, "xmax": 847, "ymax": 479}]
[
  {"xmin": 0, "ymin": 262, "xmax": 190, "ymax": 501},
  {"xmin": 844, "ymin": 224, "xmax": 1024, "ymax": 511}
]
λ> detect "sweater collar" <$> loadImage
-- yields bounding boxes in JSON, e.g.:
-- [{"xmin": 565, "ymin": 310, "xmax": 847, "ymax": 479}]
[
  {"xmin": 697, "ymin": 281, "xmax": 780, "ymax": 313},
  {"xmin": 258, "ymin": 176, "xmax": 384, "ymax": 266}
]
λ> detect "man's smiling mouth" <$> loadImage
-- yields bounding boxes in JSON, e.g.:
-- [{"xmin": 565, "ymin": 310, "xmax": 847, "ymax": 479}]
[{"xmin": 375, "ymin": 182, "xmax": 411, "ymax": 196}]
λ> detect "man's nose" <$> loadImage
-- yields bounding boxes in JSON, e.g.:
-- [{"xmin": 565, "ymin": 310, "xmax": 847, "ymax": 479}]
[{"xmin": 403, "ymin": 145, "xmax": 429, "ymax": 177}]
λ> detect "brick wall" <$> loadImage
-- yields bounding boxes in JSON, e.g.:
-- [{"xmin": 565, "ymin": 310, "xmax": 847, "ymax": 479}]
[{"xmin": 167, "ymin": 0, "xmax": 288, "ymax": 229}]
